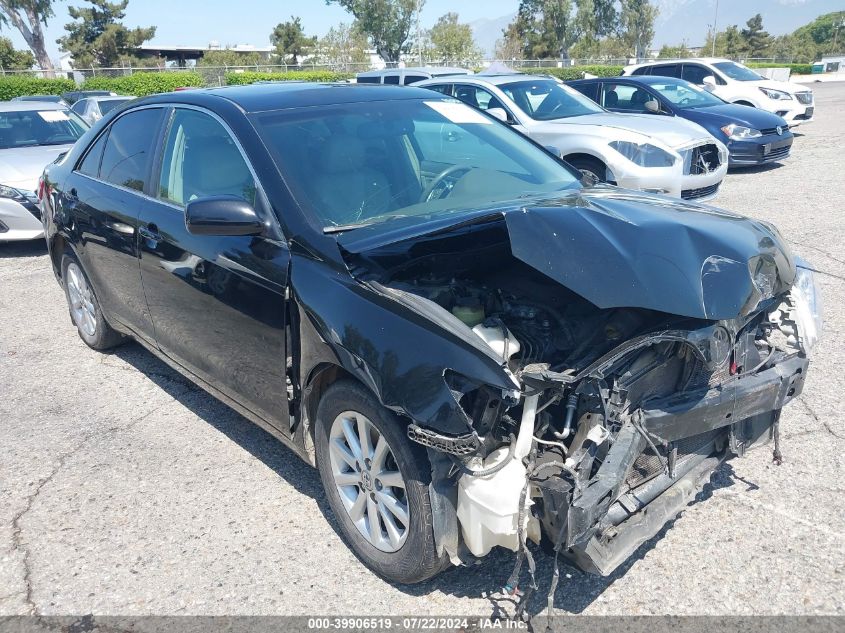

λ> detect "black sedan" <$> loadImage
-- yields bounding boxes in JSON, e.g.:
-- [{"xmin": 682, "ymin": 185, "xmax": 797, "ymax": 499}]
[
  {"xmin": 569, "ymin": 75, "xmax": 793, "ymax": 167},
  {"xmin": 39, "ymin": 83, "xmax": 819, "ymax": 591}
]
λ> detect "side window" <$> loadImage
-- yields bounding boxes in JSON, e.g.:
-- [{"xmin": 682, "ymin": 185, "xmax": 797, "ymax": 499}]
[
  {"xmin": 602, "ymin": 84, "xmax": 651, "ymax": 112},
  {"xmin": 71, "ymin": 100, "xmax": 87, "ymax": 115},
  {"xmin": 77, "ymin": 131, "xmax": 108, "ymax": 177},
  {"xmin": 383, "ymin": 74, "xmax": 401, "ymax": 85},
  {"xmin": 425, "ymin": 84, "xmax": 453, "ymax": 96},
  {"xmin": 572, "ymin": 82, "xmax": 599, "ymax": 103},
  {"xmin": 158, "ymin": 109, "xmax": 257, "ymax": 208},
  {"xmin": 454, "ymin": 85, "xmax": 506, "ymax": 112},
  {"xmin": 356, "ymin": 76, "xmax": 380, "ymax": 84},
  {"xmin": 681, "ymin": 64, "xmax": 710, "ymax": 85},
  {"xmin": 651, "ymin": 64, "xmax": 681, "ymax": 78},
  {"xmin": 403, "ymin": 74, "xmax": 427, "ymax": 85},
  {"xmin": 631, "ymin": 66, "xmax": 650, "ymax": 76},
  {"xmin": 99, "ymin": 108, "xmax": 164, "ymax": 192}
]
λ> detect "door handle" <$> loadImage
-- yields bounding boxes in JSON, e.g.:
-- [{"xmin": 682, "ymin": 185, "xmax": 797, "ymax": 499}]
[{"xmin": 138, "ymin": 224, "xmax": 161, "ymax": 241}]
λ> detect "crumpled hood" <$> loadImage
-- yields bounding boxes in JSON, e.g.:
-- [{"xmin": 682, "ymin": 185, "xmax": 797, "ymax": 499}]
[
  {"xmin": 337, "ymin": 187, "xmax": 796, "ymax": 321},
  {"xmin": 0, "ymin": 145, "xmax": 72, "ymax": 190},
  {"xmin": 536, "ymin": 112, "xmax": 714, "ymax": 149}
]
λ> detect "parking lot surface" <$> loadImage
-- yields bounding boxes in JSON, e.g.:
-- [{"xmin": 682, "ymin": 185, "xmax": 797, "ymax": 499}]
[{"xmin": 1, "ymin": 82, "xmax": 844, "ymax": 618}]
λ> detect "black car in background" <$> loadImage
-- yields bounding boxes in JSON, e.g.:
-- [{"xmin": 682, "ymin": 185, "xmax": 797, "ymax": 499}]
[
  {"xmin": 39, "ymin": 83, "xmax": 819, "ymax": 589},
  {"xmin": 569, "ymin": 75, "xmax": 793, "ymax": 167}
]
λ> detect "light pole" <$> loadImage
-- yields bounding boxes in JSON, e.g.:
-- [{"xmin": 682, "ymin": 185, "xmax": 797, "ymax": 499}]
[{"xmin": 711, "ymin": 0, "xmax": 719, "ymax": 57}]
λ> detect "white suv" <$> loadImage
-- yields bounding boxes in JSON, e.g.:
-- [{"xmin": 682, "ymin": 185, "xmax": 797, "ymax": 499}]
[{"xmin": 623, "ymin": 58, "xmax": 814, "ymax": 127}]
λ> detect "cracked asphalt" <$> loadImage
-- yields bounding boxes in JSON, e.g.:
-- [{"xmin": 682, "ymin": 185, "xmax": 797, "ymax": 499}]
[{"xmin": 1, "ymin": 82, "xmax": 844, "ymax": 618}]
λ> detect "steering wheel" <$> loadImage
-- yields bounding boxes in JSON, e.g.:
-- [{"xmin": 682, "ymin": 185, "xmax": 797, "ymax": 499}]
[{"xmin": 419, "ymin": 165, "xmax": 472, "ymax": 202}]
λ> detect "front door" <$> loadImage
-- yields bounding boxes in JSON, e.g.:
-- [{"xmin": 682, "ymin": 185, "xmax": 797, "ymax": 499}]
[{"xmin": 137, "ymin": 107, "xmax": 291, "ymax": 429}]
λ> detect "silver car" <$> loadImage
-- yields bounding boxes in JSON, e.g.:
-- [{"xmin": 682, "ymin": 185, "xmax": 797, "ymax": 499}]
[
  {"xmin": 417, "ymin": 74, "xmax": 729, "ymax": 201},
  {"xmin": 0, "ymin": 101, "xmax": 88, "ymax": 241},
  {"xmin": 70, "ymin": 95, "xmax": 135, "ymax": 126}
]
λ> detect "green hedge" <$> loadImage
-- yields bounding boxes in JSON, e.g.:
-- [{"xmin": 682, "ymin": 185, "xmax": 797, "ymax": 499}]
[
  {"xmin": 225, "ymin": 70, "xmax": 355, "ymax": 85},
  {"xmin": 0, "ymin": 76, "xmax": 76, "ymax": 100},
  {"xmin": 747, "ymin": 62, "xmax": 813, "ymax": 75},
  {"xmin": 82, "ymin": 72, "xmax": 204, "ymax": 96},
  {"xmin": 524, "ymin": 65, "xmax": 624, "ymax": 80}
]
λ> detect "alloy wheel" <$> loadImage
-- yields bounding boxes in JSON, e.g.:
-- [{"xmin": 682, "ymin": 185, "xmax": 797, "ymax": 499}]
[
  {"xmin": 66, "ymin": 262, "xmax": 97, "ymax": 337},
  {"xmin": 328, "ymin": 411, "xmax": 410, "ymax": 552}
]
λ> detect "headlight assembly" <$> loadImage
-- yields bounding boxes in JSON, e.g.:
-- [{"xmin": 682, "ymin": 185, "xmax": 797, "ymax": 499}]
[
  {"xmin": 759, "ymin": 87, "xmax": 792, "ymax": 101},
  {"xmin": 608, "ymin": 141, "xmax": 676, "ymax": 168},
  {"xmin": 721, "ymin": 123, "xmax": 762, "ymax": 140},
  {"xmin": 0, "ymin": 184, "xmax": 32, "ymax": 201},
  {"xmin": 791, "ymin": 266, "xmax": 823, "ymax": 356}
]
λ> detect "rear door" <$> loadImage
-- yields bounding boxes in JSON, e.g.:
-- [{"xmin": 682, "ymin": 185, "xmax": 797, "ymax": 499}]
[
  {"xmin": 137, "ymin": 106, "xmax": 291, "ymax": 429},
  {"xmin": 62, "ymin": 106, "xmax": 167, "ymax": 343}
]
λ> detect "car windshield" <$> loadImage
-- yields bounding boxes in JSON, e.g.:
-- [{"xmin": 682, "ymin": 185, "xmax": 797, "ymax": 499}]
[
  {"xmin": 713, "ymin": 61, "xmax": 763, "ymax": 81},
  {"xmin": 647, "ymin": 79, "xmax": 725, "ymax": 109},
  {"xmin": 500, "ymin": 79, "xmax": 604, "ymax": 120},
  {"xmin": 98, "ymin": 99, "xmax": 130, "ymax": 115},
  {"xmin": 252, "ymin": 98, "xmax": 580, "ymax": 231},
  {"xmin": 0, "ymin": 109, "xmax": 88, "ymax": 149}
]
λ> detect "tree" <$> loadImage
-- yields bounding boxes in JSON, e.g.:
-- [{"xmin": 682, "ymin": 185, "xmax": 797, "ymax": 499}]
[
  {"xmin": 428, "ymin": 12, "xmax": 481, "ymax": 64},
  {"xmin": 657, "ymin": 42, "xmax": 689, "ymax": 58},
  {"xmin": 494, "ymin": 20, "xmax": 524, "ymax": 60},
  {"xmin": 792, "ymin": 10, "xmax": 845, "ymax": 58},
  {"xmin": 503, "ymin": 0, "xmax": 583, "ymax": 60},
  {"xmin": 315, "ymin": 22, "xmax": 369, "ymax": 68},
  {"xmin": 197, "ymin": 48, "xmax": 264, "ymax": 68},
  {"xmin": 0, "ymin": 0, "xmax": 55, "ymax": 73},
  {"xmin": 327, "ymin": 0, "xmax": 421, "ymax": 64},
  {"xmin": 271, "ymin": 16, "xmax": 316, "ymax": 65},
  {"xmin": 620, "ymin": 0, "xmax": 657, "ymax": 59},
  {"xmin": 740, "ymin": 13, "xmax": 770, "ymax": 57},
  {"xmin": 57, "ymin": 0, "xmax": 156, "ymax": 68},
  {"xmin": 723, "ymin": 24, "xmax": 743, "ymax": 58},
  {"xmin": 0, "ymin": 34, "xmax": 34, "ymax": 68}
]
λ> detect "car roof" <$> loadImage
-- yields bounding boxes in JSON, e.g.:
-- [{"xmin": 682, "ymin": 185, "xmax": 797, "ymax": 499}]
[
  {"xmin": 0, "ymin": 101, "xmax": 69, "ymax": 112},
  {"xmin": 626, "ymin": 58, "xmax": 734, "ymax": 70},
  {"xmin": 85, "ymin": 95, "xmax": 135, "ymax": 102},
  {"xmin": 357, "ymin": 66, "xmax": 470, "ymax": 77},
  {"xmin": 137, "ymin": 82, "xmax": 447, "ymax": 113},
  {"xmin": 418, "ymin": 74, "xmax": 551, "ymax": 88},
  {"xmin": 571, "ymin": 75, "xmax": 688, "ymax": 86}
]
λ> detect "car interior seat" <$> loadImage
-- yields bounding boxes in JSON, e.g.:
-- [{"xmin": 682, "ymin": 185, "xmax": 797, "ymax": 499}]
[
  {"xmin": 312, "ymin": 134, "xmax": 392, "ymax": 225},
  {"xmin": 604, "ymin": 90, "xmax": 619, "ymax": 108}
]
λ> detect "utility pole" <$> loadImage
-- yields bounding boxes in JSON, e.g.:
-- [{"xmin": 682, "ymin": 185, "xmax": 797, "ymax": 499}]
[
  {"xmin": 711, "ymin": 0, "xmax": 719, "ymax": 57},
  {"xmin": 416, "ymin": 0, "xmax": 423, "ymax": 65}
]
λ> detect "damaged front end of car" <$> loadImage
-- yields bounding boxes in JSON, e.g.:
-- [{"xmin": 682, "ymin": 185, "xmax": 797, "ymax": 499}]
[{"xmin": 333, "ymin": 188, "xmax": 821, "ymax": 583}]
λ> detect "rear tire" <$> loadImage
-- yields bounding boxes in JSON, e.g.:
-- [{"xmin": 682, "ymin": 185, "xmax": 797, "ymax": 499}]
[
  {"xmin": 61, "ymin": 254, "xmax": 125, "ymax": 351},
  {"xmin": 314, "ymin": 380, "xmax": 448, "ymax": 584}
]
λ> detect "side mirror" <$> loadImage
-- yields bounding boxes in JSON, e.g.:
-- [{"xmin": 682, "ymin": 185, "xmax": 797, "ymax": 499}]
[
  {"xmin": 486, "ymin": 107, "xmax": 509, "ymax": 123},
  {"xmin": 644, "ymin": 99, "xmax": 661, "ymax": 113},
  {"xmin": 543, "ymin": 145, "xmax": 562, "ymax": 158},
  {"xmin": 702, "ymin": 76, "xmax": 717, "ymax": 90},
  {"xmin": 185, "ymin": 196, "xmax": 264, "ymax": 236}
]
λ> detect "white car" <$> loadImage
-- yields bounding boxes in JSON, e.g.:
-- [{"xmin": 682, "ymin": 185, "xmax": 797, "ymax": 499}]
[
  {"xmin": 70, "ymin": 95, "xmax": 135, "ymax": 126},
  {"xmin": 417, "ymin": 74, "xmax": 728, "ymax": 201},
  {"xmin": 623, "ymin": 58, "xmax": 814, "ymax": 127},
  {"xmin": 0, "ymin": 102, "xmax": 88, "ymax": 241}
]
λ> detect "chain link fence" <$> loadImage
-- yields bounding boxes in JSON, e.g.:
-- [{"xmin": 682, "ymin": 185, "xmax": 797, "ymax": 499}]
[{"xmin": 0, "ymin": 55, "xmax": 818, "ymax": 86}]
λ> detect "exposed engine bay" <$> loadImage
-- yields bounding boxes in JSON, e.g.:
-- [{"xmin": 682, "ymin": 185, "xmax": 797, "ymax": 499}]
[{"xmin": 346, "ymin": 217, "xmax": 814, "ymax": 603}]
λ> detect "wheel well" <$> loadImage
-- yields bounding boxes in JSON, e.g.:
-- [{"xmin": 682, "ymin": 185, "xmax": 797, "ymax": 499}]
[
  {"xmin": 50, "ymin": 234, "xmax": 68, "ymax": 278},
  {"xmin": 301, "ymin": 363, "xmax": 358, "ymax": 463},
  {"xmin": 563, "ymin": 153, "xmax": 611, "ymax": 181}
]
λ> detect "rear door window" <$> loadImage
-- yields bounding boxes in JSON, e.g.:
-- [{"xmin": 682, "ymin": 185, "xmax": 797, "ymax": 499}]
[
  {"xmin": 383, "ymin": 74, "xmax": 401, "ymax": 85},
  {"xmin": 650, "ymin": 64, "xmax": 681, "ymax": 78},
  {"xmin": 99, "ymin": 108, "xmax": 165, "ymax": 192},
  {"xmin": 77, "ymin": 132, "xmax": 108, "ymax": 177}
]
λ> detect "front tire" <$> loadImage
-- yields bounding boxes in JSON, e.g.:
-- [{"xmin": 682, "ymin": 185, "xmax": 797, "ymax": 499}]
[
  {"xmin": 567, "ymin": 156, "xmax": 607, "ymax": 185},
  {"xmin": 314, "ymin": 380, "xmax": 447, "ymax": 583},
  {"xmin": 61, "ymin": 254, "xmax": 125, "ymax": 350}
]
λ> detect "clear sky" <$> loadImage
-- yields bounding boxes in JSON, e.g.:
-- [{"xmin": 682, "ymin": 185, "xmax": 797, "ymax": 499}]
[{"xmin": 3, "ymin": 0, "xmax": 519, "ymax": 61}]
